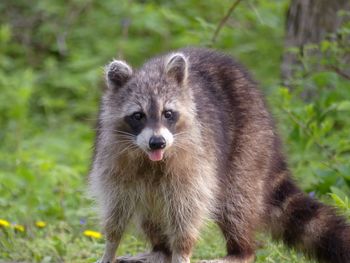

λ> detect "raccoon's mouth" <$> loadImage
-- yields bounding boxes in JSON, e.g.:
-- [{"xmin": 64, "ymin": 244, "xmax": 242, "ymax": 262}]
[{"xmin": 147, "ymin": 149, "xmax": 164, "ymax": 162}]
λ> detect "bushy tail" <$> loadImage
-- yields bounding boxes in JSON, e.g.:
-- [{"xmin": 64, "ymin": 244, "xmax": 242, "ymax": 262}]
[{"xmin": 268, "ymin": 175, "xmax": 350, "ymax": 263}]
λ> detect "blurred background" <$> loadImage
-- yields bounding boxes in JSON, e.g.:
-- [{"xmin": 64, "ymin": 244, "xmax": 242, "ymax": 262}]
[{"xmin": 0, "ymin": 0, "xmax": 349, "ymax": 262}]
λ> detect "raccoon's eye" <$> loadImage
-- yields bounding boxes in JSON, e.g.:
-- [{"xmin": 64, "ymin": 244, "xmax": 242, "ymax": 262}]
[
  {"xmin": 164, "ymin": 110, "xmax": 173, "ymax": 120},
  {"xmin": 132, "ymin": 112, "xmax": 145, "ymax": 121}
]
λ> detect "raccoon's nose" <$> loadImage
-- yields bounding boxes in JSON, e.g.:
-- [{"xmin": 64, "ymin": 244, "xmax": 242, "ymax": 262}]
[{"xmin": 149, "ymin": 136, "xmax": 166, "ymax": 150}]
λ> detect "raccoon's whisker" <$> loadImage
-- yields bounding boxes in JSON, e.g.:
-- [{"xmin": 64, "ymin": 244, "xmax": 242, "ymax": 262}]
[
  {"xmin": 119, "ymin": 144, "xmax": 138, "ymax": 150},
  {"xmin": 119, "ymin": 141, "xmax": 138, "ymax": 149},
  {"xmin": 111, "ymin": 141, "xmax": 135, "ymax": 146},
  {"xmin": 110, "ymin": 134, "xmax": 136, "ymax": 141},
  {"xmin": 113, "ymin": 140, "xmax": 134, "ymax": 145},
  {"xmin": 88, "ymin": 117, "xmax": 111, "ymax": 122},
  {"xmin": 114, "ymin": 131, "xmax": 135, "ymax": 137},
  {"xmin": 174, "ymin": 141, "xmax": 199, "ymax": 152},
  {"xmin": 115, "ymin": 138, "xmax": 135, "ymax": 143},
  {"xmin": 113, "ymin": 131, "xmax": 133, "ymax": 135},
  {"xmin": 114, "ymin": 138, "xmax": 134, "ymax": 142},
  {"xmin": 173, "ymin": 140, "xmax": 197, "ymax": 149},
  {"xmin": 117, "ymin": 148, "xmax": 137, "ymax": 157},
  {"xmin": 109, "ymin": 137, "xmax": 134, "ymax": 141},
  {"xmin": 113, "ymin": 130, "xmax": 134, "ymax": 135},
  {"xmin": 173, "ymin": 131, "xmax": 189, "ymax": 136},
  {"xmin": 112, "ymin": 141, "xmax": 137, "ymax": 148},
  {"xmin": 173, "ymin": 132, "xmax": 190, "ymax": 138},
  {"xmin": 172, "ymin": 143, "xmax": 203, "ymax": 163},
  {"xmin": 173, "ymin": 132, "xmax": 189, "ymax": 138},
  {"xmin": 126, "ymin": 148, "xmax": 143, "ymax": 159},
  {"xmin": 93, "ymin": 127, "xmax": 117, "ymax": 131},
  {"xmin": 116, "ymin": 145, "xmax": 139, "ymax": 157},
  {"xmin": 96, "ymin": 128, "xmax": 135, "ymax": 137},
  {"xmin": 96, "ymin": 115, "xmax": 119, "ymax": 121}
]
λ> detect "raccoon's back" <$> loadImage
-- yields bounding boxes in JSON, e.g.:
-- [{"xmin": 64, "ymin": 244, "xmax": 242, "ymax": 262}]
[{"xmin": 181, "ymin": 48, "xmax": 274, "ymax": 162}]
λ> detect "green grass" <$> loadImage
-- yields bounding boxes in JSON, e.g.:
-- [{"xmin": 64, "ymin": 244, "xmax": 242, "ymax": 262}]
[
  {"xmin": 0, "ymin": 121, "xmax": 316, "ymax": 263},
  {"xmin": 1, "ymin": 219, "xmax": 315, "ymax": 263}
]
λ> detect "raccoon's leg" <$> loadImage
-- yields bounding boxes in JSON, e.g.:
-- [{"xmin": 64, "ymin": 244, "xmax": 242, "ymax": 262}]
[
  {"xmin": 98, "ymin": 192, "xmax": 137, "ymax": 263},
  {"xmin": 100, "ymin": 219, "xmax": 131, "ymax": 263},
  {"xmin": 196, "ymin": 211, "xmax": 256, "ymax": 263},
  {"xmin": 100, "ymin": 240, "xmax": 120, "ymax": 263},
  {"xmin": 217, "ymin": 216, "xmax": 256, "ymax": 263},
  {"xmin": 116, "ymin": 220, "xmax": 171, "ymax": 263},
  {"xmin": 167, "ymin": 194, "xmax": 207, "ymax": 263},
  {"xmin": 143, "ymin": 219, "xmax": 171, "ymax": 256},
  {"xmin": 197, "ymin": 209, "xmax": 256, "ymax": 263},
  {"xmin": 198, "ymin": 172, "xmax": 264, "ymax": 262}
]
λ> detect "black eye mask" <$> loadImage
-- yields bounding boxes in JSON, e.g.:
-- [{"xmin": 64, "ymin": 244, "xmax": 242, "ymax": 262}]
[{"xmin": 123, "ymin": 113, "xmax": 147, "ymax": 136}]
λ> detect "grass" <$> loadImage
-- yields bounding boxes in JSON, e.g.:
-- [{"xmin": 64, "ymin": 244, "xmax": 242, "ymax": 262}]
[
  {"xmin": 1, "ymin": 219, "xmax": 315, "ymax": 263},
  {"xmin": 0, "ymin": 119, "xmax": 318, "ymax": 263}
]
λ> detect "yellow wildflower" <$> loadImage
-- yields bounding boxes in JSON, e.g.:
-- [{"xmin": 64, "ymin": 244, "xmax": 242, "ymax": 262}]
[
  {"xmin": 83, "ymin": 230, "xmax": 102, "ymax": 239},
  {"xmin": 0, "ymin": 219, "xmax": 10, "ymax": 228},
  {"xmin": 35, "ymin": 221, "xmax": 47, "ymax": 228},
  {"xmin": 13, "ymin": 224, "xmax": 25, "ymax": 232}
]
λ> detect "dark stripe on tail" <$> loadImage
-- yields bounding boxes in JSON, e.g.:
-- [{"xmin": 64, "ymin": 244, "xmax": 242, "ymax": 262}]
[
  {"xmin": 268, "ymin": 176, "xmax": 350, "ymax": 263},
  {"xmin": 271, "ymin": 177, "xmax": 298, "ymax": 206},
  {"xmin": 315, "ymin": 209, "xmax": 350, "ymax": 262},
  {"xmin": 283, "ymin": 194, "xmax": 320, "ymax": 245}
]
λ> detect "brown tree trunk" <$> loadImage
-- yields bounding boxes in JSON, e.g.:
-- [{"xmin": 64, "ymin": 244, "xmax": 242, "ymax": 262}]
[{"xmin": 281, "ymin": 0, "xmax": 350, "ymax": 83}]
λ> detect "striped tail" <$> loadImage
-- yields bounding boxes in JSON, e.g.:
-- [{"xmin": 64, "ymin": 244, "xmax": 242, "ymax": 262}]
[{"xmin": 268, "ymin": 175, "xmax": 350, "ymax": 263}]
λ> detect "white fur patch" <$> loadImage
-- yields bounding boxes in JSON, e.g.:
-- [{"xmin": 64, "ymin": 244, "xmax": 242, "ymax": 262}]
[
  {"xmin": 136, "ymin": 127, "xmax": 153, "ymax": 150},
  {"xmin": 136, "ymin": 127, "xmax": 174, "ymax": 151},
  {"xmin": 159, "ymin": 127, "xmax": 174, "ymax": 147}
]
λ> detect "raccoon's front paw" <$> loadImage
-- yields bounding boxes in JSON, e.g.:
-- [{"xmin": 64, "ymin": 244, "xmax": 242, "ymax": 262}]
[
  {"xmin": 116, "ymin": 258, "xmax": 142, "ymax": 263},
  {"xmin": 116, "ymin": 253, "xmax": 146, "ymax": 263},
  {"xmin": 196, "ymin": 260, "xmax": 221, "ymax": 263},
  {"xmin": 196, "ymin": 255, "xmax": 255, "ymax": 263},
  {"xmin": 116, "ymin": 252, "xmax": 170, "ymax": 263},
  {"xmin": 96, "ymin": 257, "xmax": 119, "ymax": 263}
]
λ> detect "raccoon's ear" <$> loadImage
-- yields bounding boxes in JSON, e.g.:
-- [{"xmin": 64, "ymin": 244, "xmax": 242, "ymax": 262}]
[
  {"xmin": 105, "ymin": 60, "xmax": 133, "ymax": 90},
  {"xmin": 165, "ymin": 53, "xmax": 188, "ymax": 85}
]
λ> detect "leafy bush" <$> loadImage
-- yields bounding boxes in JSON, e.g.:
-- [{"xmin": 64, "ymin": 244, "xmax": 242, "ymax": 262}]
[{"xmin": 273, "ymin": 15, "xmax": 350, "ymax": 209}]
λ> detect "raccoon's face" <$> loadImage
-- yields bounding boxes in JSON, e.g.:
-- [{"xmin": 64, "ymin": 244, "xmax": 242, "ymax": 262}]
[
  {"xmin": 104, "ymin": 53, "xmax": 192, "ymax": 162},
  {"xmin": 123, "ymin": 102, "xmax": 178, "ymax": 161}
]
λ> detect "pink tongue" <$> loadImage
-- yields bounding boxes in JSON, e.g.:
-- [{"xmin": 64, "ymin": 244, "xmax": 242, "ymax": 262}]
[{"xmin": 148, "ymin": 149, "xmax": 164, "ymax": 161}]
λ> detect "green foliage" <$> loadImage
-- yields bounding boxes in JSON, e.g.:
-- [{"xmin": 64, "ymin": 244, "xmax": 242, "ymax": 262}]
[
  {"xmin": 273, "ymin": 16, "xmax": 350, "ymax": 199},
  {"xmin": 0, "ymin": 1, "xmax": 349, "ymax": 262}
]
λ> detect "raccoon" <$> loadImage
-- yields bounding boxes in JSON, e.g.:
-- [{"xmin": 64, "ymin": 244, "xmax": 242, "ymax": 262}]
[{"xmin": 89, "ymin": 48, "xmax": 350, "ymax": 263}]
